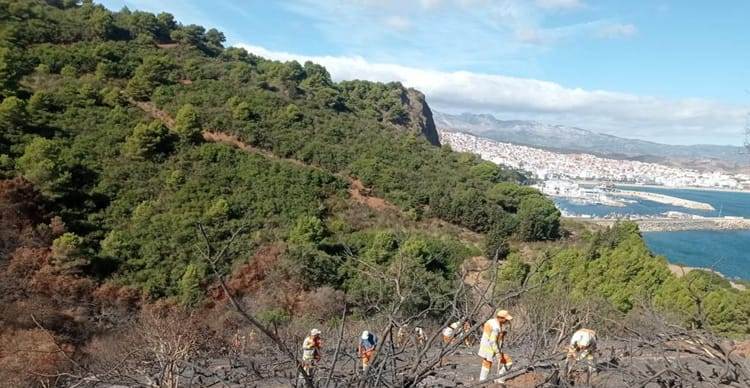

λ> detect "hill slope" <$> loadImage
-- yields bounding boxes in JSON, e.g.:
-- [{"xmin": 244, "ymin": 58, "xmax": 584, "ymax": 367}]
[{"xmin": 0, "ymin": 0, "xmax": 559, "ymax": 299}]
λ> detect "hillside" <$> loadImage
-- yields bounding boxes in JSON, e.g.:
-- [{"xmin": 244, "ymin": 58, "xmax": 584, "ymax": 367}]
[
  {"xmin": 0, "ymin": 0, "xmax": 550, "ymax": 294},
  {"xmin": 0, "ymin": 2, "xmax": 749, "ymax": 387},
  {"xmin": 434, "ymin": 111, "xmax": 746, "ymax": 170}
]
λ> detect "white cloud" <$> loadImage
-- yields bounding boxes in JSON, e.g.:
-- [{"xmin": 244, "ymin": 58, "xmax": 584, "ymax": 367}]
[
  {"xmin": 513, "ymin": 23, "xmax": 580, "ymax": 45},
  {"xmin": 383, "ymin": 15, "xmax": 412, "ymax": 31},
  {"xmin": 597, "ymin": 22, "xmax": 638, "ymax": 38},
  {"xmin": 515, "ymin": 27, "xmax": 544, "ymax": 44},
  {"xmin": 534, "ymin": 0, "xmax": 584, "ymax": 10},
  {"xmin": 419, "ymin": 0, "xmax": 442, "ymax": 9},
  {"xmin": 278, "ymin": 0, "xmax": 631, "ymax": 66},
  {"xmin": 239, "ymin": 44, "xmax": 747, "ymax": 145}
]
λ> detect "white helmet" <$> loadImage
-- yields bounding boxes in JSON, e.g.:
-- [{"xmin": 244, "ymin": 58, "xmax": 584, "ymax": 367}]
[
  {"xmin": 311, "ymin": 328, "xmax": 321, "ymax": 336},
  {"xmin": 495, "ymin": 309, "xmax": 513, "ymax": 320},
  {"xmin": 361, "ymin": 331, "xmax": 370, "ymax": 340}
]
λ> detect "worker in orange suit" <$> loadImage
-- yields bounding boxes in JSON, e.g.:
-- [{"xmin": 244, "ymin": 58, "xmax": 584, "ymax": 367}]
[
  {"xmin": 300, "ymin": 328, "xmax": 322, "ymax": 377},
  {"xmin": 358, "ymin": 330, "xmax": 377, "ymax": 371},
  {"xmin": 396, "ymin": 325, "xmax": 408, "ymax": 347},
  {"xmin": 442, "ymin": 320, "xmax": 461, "ymax": 344},
  {"xmin": 566, "ymin": 328, "xmax": 597, "ymax": 380},
  {"xmin": 414, "ymin": 326, "xmax": 426, "ymax": 347},
  {"xmin": 477, "ymin": 309, "xmax": 513, "ymax": 382}
]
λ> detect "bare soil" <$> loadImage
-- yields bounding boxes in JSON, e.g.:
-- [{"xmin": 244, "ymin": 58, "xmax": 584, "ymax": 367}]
[{"xmin": 348, "ymin": 178, "xmax": 398, "ymax": 212}]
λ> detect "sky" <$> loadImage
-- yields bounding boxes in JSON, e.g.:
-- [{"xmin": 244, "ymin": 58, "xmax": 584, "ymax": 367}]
[{"xmin": 99, "ymin": 0, "xmax": 750, "ymax": 146}]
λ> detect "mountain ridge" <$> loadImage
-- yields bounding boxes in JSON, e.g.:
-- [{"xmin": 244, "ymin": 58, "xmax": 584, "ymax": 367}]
[{"xmin": 434, "ymin": 111, "xmax": 746, "ymax": 169}]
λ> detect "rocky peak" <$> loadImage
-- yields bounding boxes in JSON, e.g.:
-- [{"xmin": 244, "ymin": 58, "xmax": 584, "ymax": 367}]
[{"xmin": 401, "ymin": 88, "xmax": 441, "ymax": 147}]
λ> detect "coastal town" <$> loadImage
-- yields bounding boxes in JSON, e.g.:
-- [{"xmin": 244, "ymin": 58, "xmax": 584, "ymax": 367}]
[
  {"xmin": 439, "ymin": 129, "xmax": 750, "ymax": 232},
  {"xmin": 439, "ymin": 129, "xmax": 750, "ymax": 190}
]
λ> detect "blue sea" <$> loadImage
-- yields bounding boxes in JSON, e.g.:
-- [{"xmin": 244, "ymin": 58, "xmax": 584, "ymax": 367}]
[
  {"xmin": 554, "ymin": 187, "xmax": 750, "ymax": 280},
  {"xmin": 643, "ymin": 230, "xmax": 750, "ymax": 280}
]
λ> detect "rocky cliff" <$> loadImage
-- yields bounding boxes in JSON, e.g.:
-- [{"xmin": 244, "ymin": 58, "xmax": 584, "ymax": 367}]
[{"xmin": 403, "ymin": 88, "xmax": 441, "ymax": 146}]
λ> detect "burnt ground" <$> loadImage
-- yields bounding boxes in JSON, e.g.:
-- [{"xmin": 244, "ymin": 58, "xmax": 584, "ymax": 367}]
[{"xmin": 113, "ymin": 335, "xmax": 747, "ymax": 388}]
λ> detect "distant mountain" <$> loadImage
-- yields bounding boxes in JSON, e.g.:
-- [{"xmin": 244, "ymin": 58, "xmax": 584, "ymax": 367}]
[{"xmin": 433, "ymin": 112, "xmax": 746, "ymax": 170}]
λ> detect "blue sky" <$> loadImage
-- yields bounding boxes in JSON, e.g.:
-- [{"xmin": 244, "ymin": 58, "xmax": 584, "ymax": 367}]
[{"xmin": 100, "ymin": 0, "xmax": 749, "ymax": 146}]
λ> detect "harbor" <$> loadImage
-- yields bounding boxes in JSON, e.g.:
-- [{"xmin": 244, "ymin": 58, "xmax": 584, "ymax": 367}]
[
  {"xmin": 555, "ymin": 183, "xmax": 750, "ymax": 280},
  {"xmin": 538, "ymin": 180, "xmax": 718, "ymax": 211}
]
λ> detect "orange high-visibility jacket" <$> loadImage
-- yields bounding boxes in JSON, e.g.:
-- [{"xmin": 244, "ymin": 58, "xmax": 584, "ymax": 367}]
[{"xmin": 477, "ymin": 318, "xmax": 508, "ymax": 361}]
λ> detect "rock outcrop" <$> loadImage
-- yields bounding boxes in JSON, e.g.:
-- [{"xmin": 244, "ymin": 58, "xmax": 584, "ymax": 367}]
[{"xmin": 402, "ymin": 88, "xmax": 441, "ymax": 146}]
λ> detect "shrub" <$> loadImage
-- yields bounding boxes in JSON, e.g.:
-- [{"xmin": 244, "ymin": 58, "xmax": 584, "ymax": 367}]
[
  {"xmin": 51, "ymin": 232, "xmax": 89, "ymax": 273},
  {"xmin": 496, "ymin": 253, "xmax": 530, "ymax": 289},
  {"xmin": 297, "ymin": 286, "xmax": 346, "ymax": 321},
  {"xmin": 125, "ymin": 55, "xmax": 176, "ymax": 100},
  {"xmin": 173, "ymin": 104, "xmax": 202, "ymax": 143},
  {"xmin": 16, "ymin": 137, "xmax": 72, "ymax": 199},
  {"xmin": 485, "ymin": 226, "xmax": 511, "ymax": 260},
  {"xmin": 285, "ymin": 245, "xmax": 341, "ymax": 288},
  {"xmin": 178, "ymin": 263, "xmax": 205, "ymax": 306},
  {"xmin": 123, "ymin": 121, "xmax": 174, "ymax": 159},
  {"xmin": 288, "ymin": 216, "xmax": 327, "ymax": 245},
  {"xmin": 60, "ymin": 64, "xmax": 77, "ymax": 78},
  {"xmin": 516, "ymin": 195, "xmax": 560, "ymax": 241},
  {"xmin": 257, "ymin": 307, "xmax": 290, "ymax": 332}
]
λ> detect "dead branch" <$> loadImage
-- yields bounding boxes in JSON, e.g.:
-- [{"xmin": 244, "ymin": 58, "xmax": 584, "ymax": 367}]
[{"xmin": 197, "ymin": 223, "xmax": 316, "ymax": 388}]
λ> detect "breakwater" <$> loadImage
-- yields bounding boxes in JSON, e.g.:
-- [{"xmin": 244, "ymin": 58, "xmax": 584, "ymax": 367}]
[
  {"xmin": 572, "ymin": 217, "xmax": 750, "ymax": 232},
  {"xmin": 617, "ymin": 190, "xmax": 715, "ymax": 211}
]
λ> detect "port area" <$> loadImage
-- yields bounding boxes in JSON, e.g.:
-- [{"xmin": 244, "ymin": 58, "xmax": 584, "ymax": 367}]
[
  {"xmin": 537, "ymin": 180, "xmax": 716, "ymax": 210},
  {"xmin": 541, "ymin": 180, "xmax": 749, "ymax": 231},
  {"xmin": 569, "ymin": 215, "xmax": 750, "ymax": 232}
]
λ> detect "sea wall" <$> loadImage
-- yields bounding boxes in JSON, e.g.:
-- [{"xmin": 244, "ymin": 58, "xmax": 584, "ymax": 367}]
[
  {"xmin": 637, "ymin": 218, "xmax": 750, "ymax": 232},
  {"xmin": 617, "ymin": 190, "xmax": 715, "ymax": 211},
  {"xmin": 574, "ymin": 217, "xmax": 750, "ymax": 232}
]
